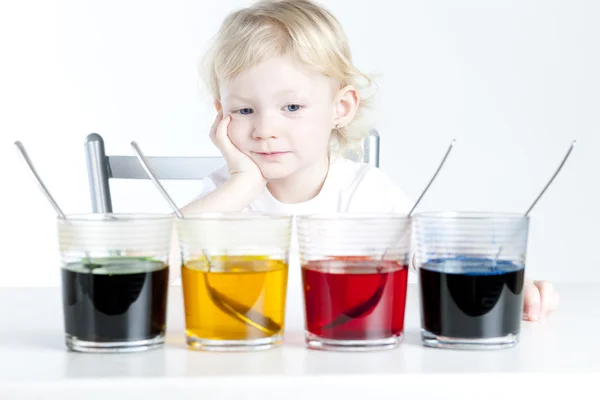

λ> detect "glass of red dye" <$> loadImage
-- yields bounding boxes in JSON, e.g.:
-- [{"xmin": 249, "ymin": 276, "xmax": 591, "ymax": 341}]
[{"xmin": 297, "ymin": 214, "xmax": 411, "ymax": 351}]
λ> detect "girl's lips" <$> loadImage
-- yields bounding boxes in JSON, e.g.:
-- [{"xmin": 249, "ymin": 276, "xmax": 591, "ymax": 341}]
[{"xmin": 254, "ymin": 151, "xmax": 291, "ymax": 160}]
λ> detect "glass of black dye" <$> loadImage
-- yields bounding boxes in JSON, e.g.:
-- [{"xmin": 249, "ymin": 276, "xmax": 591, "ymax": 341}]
[
  {"xmin": 58, "ymin": 214, "xmax": 173, "ymax": 353},
  {"xmin": 413, "ymin": 212, "xmax": 529, "ymax": 349}
]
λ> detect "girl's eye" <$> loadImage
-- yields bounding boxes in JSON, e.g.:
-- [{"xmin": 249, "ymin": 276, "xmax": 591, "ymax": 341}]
[
  {"xmin": 237, "ymin": 108, "xmax": 253, "ymax": 115},
  {"xmin": 285, "ymin": 104, "xmax": 301, "ymax": 112}
]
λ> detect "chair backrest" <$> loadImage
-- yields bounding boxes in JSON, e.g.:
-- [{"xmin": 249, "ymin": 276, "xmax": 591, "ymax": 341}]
[{"xmin": 85, "ymin": 130, "xmax": 380, "ymax": 213}]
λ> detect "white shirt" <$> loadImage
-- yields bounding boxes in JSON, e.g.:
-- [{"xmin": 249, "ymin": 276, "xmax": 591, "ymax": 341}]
[
  {"xmin": 186, "ymin": 158, "xmax": 418, "ymax": 311},
  {"xmin": 195, "ymin": 156, "xmax": 413, "ymax": 215}
]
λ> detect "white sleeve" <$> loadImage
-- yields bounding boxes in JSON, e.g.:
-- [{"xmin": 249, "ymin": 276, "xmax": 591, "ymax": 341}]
[
  {"xmin": 186, "ymin": 166, "xmax": 229, "ymax": 204},
  {"xmin": 389, "ymin": 185, "xmax": 413, "ymax": 214},
  {"xmin": 190, "ymin": 176, "xmax": 217, "ymax": 202}
]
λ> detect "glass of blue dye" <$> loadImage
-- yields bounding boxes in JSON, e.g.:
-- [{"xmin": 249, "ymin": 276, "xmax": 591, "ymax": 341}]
[{"xmin": 413, "ymin": 212, "xmax": 529, "ymax": 349}]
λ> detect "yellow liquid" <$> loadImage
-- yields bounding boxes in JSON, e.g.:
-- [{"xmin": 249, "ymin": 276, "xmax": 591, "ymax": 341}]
[{"xmin": 182, "ymin": 256, "xmax": 288, "ymax": 341}]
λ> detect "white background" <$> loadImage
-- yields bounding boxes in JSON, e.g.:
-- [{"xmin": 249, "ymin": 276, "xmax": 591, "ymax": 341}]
[{"xmin": 1, "ymin": 0, "xmax": 598, "ymax": 286}]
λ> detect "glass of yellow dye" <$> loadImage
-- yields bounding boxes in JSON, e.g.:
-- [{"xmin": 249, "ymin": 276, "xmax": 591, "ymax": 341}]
[{"xmin": 176, "ymin": 214, "xmax": 292, "ymax": 351}]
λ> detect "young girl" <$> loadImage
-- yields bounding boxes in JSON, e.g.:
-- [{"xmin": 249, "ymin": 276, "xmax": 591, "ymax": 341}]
[{"xmin": 181, "ymin": 0, "xmax": 558, "ymax": 321}]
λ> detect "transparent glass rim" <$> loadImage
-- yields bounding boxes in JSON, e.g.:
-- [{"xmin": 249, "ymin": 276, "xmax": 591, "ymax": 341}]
[
  {"xmin": 296, "ymin": 213, "xmax": 409, "ymax": 221},
  {"xmin": 59, "ymin": 213, "xmax": 174, "ymax": 222},
  {"xmin": 182, "ymin": 212, "xmax": 293, "ymax": 221},
  {"xmin": 413, "ymin": 211, "xmax": 528, "ymax": 221}
]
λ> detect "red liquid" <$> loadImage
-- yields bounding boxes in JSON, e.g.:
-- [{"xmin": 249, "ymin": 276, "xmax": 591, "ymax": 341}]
[{"xmin": 302, "ymin": 258, "xmax": 408, "ymax": 341}]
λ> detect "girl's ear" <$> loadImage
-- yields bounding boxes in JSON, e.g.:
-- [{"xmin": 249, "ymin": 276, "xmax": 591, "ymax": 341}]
[
  {"xmin": 214, "ymin": 100, "xmax": 222, "ymax": 113},
  {"xmin": 332, "ymin": 85, "xmax": 359, "ymax": 129}
]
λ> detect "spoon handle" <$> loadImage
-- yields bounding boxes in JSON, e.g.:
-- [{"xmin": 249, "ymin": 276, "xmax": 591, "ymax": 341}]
[
  {"xmin": 130, "ymin": 141, "xmax": 184, "ymax": 219},
  {"xmin": 14, "ymin": 141, "xmax": 66, "ymax": 219},
  {"xmin": 408, "ymin": 139, "xmax": 456, "ymax": 216},
  {"xmin": 525, "ymin": 141, "xmax": 576, "ymax": 216}
]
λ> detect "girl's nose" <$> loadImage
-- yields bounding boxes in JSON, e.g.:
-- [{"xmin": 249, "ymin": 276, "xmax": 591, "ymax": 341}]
[{"xmin": 252, "ymin": 115, "xmax": 279, "ymax": 140}]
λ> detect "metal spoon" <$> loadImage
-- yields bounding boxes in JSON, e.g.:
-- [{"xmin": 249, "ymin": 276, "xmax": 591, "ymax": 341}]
[
  {"xmin": 14, "ymin": 142, "xmax": 106, "ymax": 263},
  {"xmin": 130, "ymin": 141, "xmax": 280, "ymax": 336},
  {"xmin": 322, "ymin": 139, "xmax": 457, "ymax": 330},
  {"xmin": 395, "ymin": 138, "xmax": 457, "ymax": 247},
  {"xmin": 14, "ymin": 141, "xmax": 66, "ymax": 219},
  {"xmin": 525, "ymin": 140, "xmax": 576, "ymax": 216},
  {"xmin": 408, "ymin": 138, "xmax": 456, "ymax": 216},
  {"xmin": 493, "ymin": 140, "xmax": 576, "ymax": 266}
]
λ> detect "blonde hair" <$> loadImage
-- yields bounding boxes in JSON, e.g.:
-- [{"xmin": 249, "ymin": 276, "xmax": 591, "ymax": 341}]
[{"xmin": 201, "ymin": 0, "xmax": 375, "ymax": 156}]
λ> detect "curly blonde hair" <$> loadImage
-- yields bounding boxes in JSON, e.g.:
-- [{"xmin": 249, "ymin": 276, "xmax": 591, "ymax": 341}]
[{"xmin": 201, "ymin": 0, "xmax": 375, "ymax": 156}]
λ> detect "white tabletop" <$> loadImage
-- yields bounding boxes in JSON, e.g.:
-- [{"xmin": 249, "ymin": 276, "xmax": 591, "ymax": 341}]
[{"xmin": 0, "ymin": 283, "xmax": 598, "ymax": 399}]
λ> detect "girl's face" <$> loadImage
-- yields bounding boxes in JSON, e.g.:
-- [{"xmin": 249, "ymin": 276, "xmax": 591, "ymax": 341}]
[{"xmin": 218, "ymin": 56, "xmax": 339, "ymax": 181}]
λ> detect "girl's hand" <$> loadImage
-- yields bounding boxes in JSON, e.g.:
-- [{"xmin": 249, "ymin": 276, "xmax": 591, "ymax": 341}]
[
  {"xmin": 523, "ymin": 280, "xmax": 560, "ymax": 321},
  {"xmin": 209, "ymin": 111, "xmax": 265, "ymax": 185}
]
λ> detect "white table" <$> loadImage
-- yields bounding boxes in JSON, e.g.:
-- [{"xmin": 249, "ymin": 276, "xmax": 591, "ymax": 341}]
[{"xmin": 0, "ymin": 283, "xmax": 598, "ymax": 399}]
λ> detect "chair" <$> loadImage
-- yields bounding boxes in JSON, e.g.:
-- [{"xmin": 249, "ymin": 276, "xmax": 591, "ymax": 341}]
[{"xmin": 85, "ymin": 130, "xmax": 380, "ymax": 213}]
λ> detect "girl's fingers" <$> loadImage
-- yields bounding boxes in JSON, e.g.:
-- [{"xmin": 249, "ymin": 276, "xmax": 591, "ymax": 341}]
[
  {"xmin": 209, "ymin": 110, "xmax": 224, "ymax": 145},
  {"xmin": 523, "ymin": 281, "xmax": 541, "ymax": 321},
  {"xmin": 214, "ymin": 114, "xmax": 235, "ymax": 153},
  {"xmin": 534, "ymin": 280, "xmax": 559, "ymax": 318}
]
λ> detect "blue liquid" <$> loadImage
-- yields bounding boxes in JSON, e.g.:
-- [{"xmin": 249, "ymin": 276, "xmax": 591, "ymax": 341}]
[
  {"xmin": 424, "ymin": 256, "xmax": 523, "ymax": 275},
  {"xmin": 420, "ymin": 257, "xmax": 524, "ymax": 339}
]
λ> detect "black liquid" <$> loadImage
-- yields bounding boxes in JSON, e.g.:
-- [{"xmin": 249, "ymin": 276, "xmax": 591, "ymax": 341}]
[
  {"xmin": 62, "ymin": 257, "xmax": 169, "ymax": 342},
  {"xmin": 420, "ymin": 257, "xmax": 524, "ymax": 339}
]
